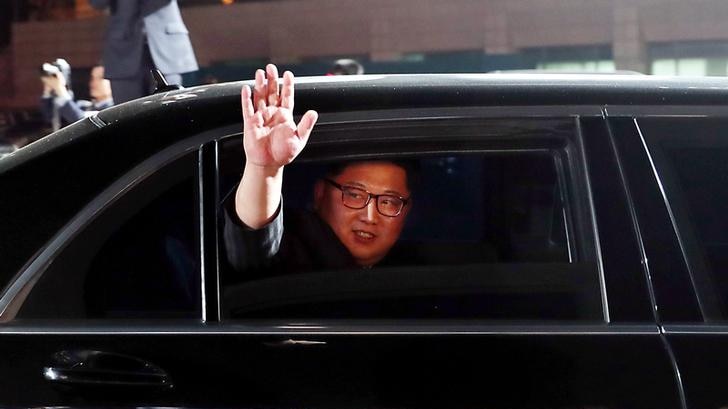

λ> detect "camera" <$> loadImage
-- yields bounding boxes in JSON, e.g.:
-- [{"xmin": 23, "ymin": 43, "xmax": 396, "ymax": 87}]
[
  {"xmin": 40, "ymin": 63, "xmax": 61, "ymax": 77},
  {"xmin": 39, "ymin": 58, "xmax": 72, "ymax": 84}
]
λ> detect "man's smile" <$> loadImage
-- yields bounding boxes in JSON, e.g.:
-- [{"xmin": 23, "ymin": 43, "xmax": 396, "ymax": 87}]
[{"xmin": 353, "ymin": 229, "xmax": 376, "ymax": 241}]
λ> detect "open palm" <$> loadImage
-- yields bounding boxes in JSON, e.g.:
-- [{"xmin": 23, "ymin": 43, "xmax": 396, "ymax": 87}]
[{"xmin": 241, "ymin": 64, "xmax": 318, "ymax": 168}]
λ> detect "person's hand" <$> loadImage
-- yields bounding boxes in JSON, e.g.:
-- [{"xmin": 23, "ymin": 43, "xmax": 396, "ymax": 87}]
[
  {"xmin": 241, "ymin": 64, "xmax": 318, "ymax": 169},
  {"xmin": 41, "ymin": 76, "xmax": 53, "ymax": 96},
  {"xmin": 40, "ymin": 74, "xmax": 69, "ymax": 99}
]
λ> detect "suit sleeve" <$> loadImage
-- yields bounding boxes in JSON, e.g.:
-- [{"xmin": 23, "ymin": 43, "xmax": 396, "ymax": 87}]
[
  {"xmin": 223, "ymin": 194, "xmax": 283, "ymax": 273},
  {"xmin": 39, "ymin": 97, "xmax": 54, "ymax": 124},
  {"xmin": 56, "ymin": 99, "xmax": 86, "ymax": 124}
]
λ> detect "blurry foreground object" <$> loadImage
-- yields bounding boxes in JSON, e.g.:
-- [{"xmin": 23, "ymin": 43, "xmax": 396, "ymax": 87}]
[{"xmin": 329, "ymin": 58, "xmax": 364, "ymax": 75}]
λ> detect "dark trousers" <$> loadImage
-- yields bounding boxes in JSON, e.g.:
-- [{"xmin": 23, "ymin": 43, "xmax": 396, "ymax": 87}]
[{"xmin": 110, "ymin": 44, "xmax": 183, "ymax": 104}]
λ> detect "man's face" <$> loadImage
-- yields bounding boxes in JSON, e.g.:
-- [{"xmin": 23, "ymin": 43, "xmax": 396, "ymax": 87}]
[
  {"xmin": 89, "ymin": 66, "xmax": 112, "ymax": 101},
  {"xmin": 315, "ymin": 161, "xmax": 411, "ymax": 266}
]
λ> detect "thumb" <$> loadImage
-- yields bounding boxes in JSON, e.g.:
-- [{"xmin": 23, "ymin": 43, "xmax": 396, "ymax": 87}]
[{"xmin": 296, "ymin": 110, "xmax": 318, "ymax": 144}]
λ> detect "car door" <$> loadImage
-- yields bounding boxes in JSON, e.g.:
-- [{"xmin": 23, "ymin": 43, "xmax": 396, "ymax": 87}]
[
  {"xmin": 213, "ymin": 109, "xmax": 682, "ymax": 409},
  {"xmin": 0, "ymin": 108, "xmax": 681, "ymax": 408},
  {"xmin": 611, "ymin": 113, "xmax": 728, "ymax": 409}
]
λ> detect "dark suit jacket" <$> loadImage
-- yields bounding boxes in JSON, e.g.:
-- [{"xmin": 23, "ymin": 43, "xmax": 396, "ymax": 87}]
[
  {"xmin": 223, "ymin": 203, "xmax": 358, "ymax": 281},
  {"xmin": 90, "ymin": 0, "xmax": 198, "ymax": 78}
]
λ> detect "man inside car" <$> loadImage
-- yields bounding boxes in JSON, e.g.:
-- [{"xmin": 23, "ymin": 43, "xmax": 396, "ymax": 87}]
[{"xmin": 224, "ymin": 64, "xmax": 412, "ymax": 276}]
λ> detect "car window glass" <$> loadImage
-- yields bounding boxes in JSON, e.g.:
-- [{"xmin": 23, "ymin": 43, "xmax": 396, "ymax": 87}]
[
  {"xmin": 218, "ymin": 119, "xmax": 602, "ymax": 321},
  {"xmin": 14, "ymin": 152, "xmax": 201, "ymax": 319},
  {"xmin": 640, "ymin": 119, "xmax": 728, "ymax": 320}
]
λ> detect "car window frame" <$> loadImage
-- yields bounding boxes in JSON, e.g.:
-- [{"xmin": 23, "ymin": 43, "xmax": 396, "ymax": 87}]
[
  {"xmin": 0, "ymin": 125, "xmax": 241, "ymax": 323},
  {"xmin": 0, "ymin": 104, "xmax": 668, "ymax": 331}
]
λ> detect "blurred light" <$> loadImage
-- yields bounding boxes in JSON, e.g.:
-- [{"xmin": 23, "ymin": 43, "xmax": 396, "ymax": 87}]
[{"xmin": 221, "ymin": 0, "xmax": 234, "ymax": 5}]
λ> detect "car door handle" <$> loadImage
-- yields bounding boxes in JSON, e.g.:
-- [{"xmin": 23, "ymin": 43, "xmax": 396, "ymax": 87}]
[
  {"xmin": 43, "ymin": 349, "xmax": 173, "ymax": 389},
  {"xmin": 263, "ymin": 338, "xmax": 328, "ymax": 348}
]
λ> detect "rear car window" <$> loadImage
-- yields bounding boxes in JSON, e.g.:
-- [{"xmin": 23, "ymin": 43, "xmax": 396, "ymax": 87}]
[
  {"xmin": 14, "ymin": 152, "xmax": 201, "ymax": 319},
  {"xmin": 219, "ymin": 118, "xmax": 604, "ymax": 321},
  {"xmin": 640, "ymin": 119, "xmax": 728, "ymax": 320}
]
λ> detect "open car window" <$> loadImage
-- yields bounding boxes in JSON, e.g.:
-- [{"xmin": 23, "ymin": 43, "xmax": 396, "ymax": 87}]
[{"xmin": 219, "ymin": 117, "xmax": 604, "ymax": 321}]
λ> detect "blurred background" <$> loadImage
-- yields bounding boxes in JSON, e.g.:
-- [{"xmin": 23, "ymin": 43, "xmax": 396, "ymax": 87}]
[{"xmin": 2, "ymin": 0, "xmax": 728, "ymax": 148}]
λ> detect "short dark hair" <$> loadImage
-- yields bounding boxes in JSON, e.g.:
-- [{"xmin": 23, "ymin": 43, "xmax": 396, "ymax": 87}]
[{"xmin": 324, "ymin": 159, "xmax": 419, "ymax": 192}]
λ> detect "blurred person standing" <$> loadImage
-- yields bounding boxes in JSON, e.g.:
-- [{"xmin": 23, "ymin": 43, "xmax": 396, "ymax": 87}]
[
  {"xmin": 90, "ymin": 0, "xmax": 198, "ymax": 104},
  {"xmin": 40, "ymin": 62, "xmax": 114, "ymax": 130}
]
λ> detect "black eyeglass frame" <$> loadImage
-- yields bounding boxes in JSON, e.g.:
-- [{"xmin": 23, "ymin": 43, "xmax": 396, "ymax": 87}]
[{"xmin": 324, "ymin": 178, "xmax": 410, "ymax": 217}]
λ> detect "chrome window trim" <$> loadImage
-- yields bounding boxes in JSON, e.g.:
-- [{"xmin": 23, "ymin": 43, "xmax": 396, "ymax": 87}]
[
  {"xmin": 0, "ymin": 322, "xmax": 659, "ymax": 335},
  {"xmin": 663, "ymin": 325, "xmax": 728, "ymax": 334},
  {"xmin": 575, "ymin": 117, "xmax": 610, "ymax": 322},
  {"xmin": 199, "ymin": 147, "xmax": 208, "ymax": 322},
  {"xmin": 604, "ymin": 105, "xmax": 728, "ymax": 118}
]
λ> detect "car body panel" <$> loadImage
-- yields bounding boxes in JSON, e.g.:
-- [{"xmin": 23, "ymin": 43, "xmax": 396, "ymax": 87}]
[{"xmin": 4, "ymin": 74, "xmax": 728, "ymax": 407}]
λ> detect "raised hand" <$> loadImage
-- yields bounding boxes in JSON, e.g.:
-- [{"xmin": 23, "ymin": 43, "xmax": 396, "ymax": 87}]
[
  {"xmin": 236, "ymin": 64, "xmax": 318, "ymax": 228},
  {"xmin": 40, "ymin": 73, "xmax": 69, "ymax": 98},
  {"xmin": 241, "ymin": 64, "xmax": 318, "ymax": 169}
]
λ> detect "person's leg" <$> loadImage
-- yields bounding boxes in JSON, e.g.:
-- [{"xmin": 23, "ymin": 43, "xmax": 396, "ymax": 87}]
[
  {"xmin": 110, "ymin": 45, "xmax": 153, "ymax": 103},
  {"xmin": 111, "ymin": 44, "xmax": 158, "ymax": 103},
  {"xmin": 110, "ymin": 78, "xmax": 146, "ymax": 104},
  {"xmin": 112, "ymin": 46, "xmax": 186, "ymax": 101}
]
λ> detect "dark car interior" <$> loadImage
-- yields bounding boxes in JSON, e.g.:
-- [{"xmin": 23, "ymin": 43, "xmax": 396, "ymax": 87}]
[
  {"xmin": 276, "ymin": 152, "xmax": 571, "ymax": 265},
  {"xmin": 219, "ymin": 134, "xmax": 601, "ymax": 321},
  {"xmin": 650, "ymin": 140, "xmax": 728, "ymax": 319},
  {"xmin": 16, "ymin": 152, "xmax": 201, "ymax": 319}
]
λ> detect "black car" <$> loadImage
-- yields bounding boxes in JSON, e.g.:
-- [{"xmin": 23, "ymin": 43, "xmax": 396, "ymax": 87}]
[{"xmin": 1, "ymin": 73, "xmax": 728, "ymax": 408}]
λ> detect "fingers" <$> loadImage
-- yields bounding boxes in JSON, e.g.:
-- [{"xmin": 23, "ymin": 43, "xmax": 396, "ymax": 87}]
[
  {"xmin": 280, "ymin": 71, "xmax": 294, "ymax": 110},
  {"xmin": 266, "ymin": 64, "xmax": 280, "ymax": 106},
  {"xmin": 296, "ymin": 110, "xmax": 319, "ymax": 144},
  {"xmin": 247, "ymin": 64, "xmax": 294, "ymax": 129},
  {"xmin": 253, "ymin": 65, "xmax": 284, "ymax": 111},
  {"xmin": 254, "ymin": 69, "xmax": 266, "ymax": 112},
  {"xmin": 242, "ymin": 85, "xmax": 264, "ymax": 129},
  {"xmin": 241, "ymin": 85, "xmax": 254, "ymax": 120}
]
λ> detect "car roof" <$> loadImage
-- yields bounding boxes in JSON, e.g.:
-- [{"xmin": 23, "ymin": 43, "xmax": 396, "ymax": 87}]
[
  {"xmin": 5, "ymin": 73, "xmax": 728, "ymax": 170},
  {"xmin": 5, "ymin": 72, "xmax": 728, "ymax": 175},
  {"xmin": 96, "ymin": 73, "xmax": 728, "ymax": 124}
]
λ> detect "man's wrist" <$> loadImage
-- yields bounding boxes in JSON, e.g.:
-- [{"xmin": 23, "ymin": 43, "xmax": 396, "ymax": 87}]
[
  {"xmin": 54, "ymin": 88, "xmax": 70, "ymax": 99},
  {"xmin": 244, "ymin": 162, "xmax": 284, "ymax": 179}
]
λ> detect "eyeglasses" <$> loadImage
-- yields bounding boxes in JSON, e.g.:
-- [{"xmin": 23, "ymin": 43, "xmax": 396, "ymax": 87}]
[{"xmin": 324, "ymin": 179, "xmax": 409, "ymax": 217}]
